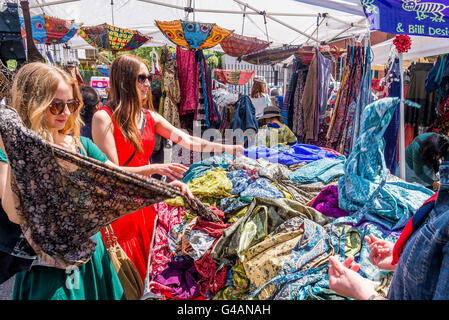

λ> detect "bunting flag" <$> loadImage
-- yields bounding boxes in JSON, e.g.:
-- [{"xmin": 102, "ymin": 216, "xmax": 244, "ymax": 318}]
[
  {"xmin": 213, "ymin": 69, "xmax": 256, "ymax": 86},
  {"xmin": 79, "ymin": 23, "xmax": 151, "ymax": 53},
  {"xmin": 220, "ymin": 33, "xmax": 271, "ymax": 58},
  {"xmin": 19, "ymin": 14, "xmax": 80, "ymax": 45},
  {"xmin": 155, "ymin": 19, "xmax": 233, "ymax": 50}
]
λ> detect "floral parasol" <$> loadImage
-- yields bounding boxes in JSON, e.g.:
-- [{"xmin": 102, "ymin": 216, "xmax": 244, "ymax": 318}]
[
  {"xmin": 155, "ymin": 19, "xmax": 233, "ymax": 50},
  {"xmin": 79, "ymin": 23, "xmax": 151, "ymax": 53},
  {"xmin": 220, "ymin": 33, "xmax": 271, "ymax": 58},
  {"xmin": 241, "ymin": 45, "xmax": 301, "ymax": 65},
  {"xmin": 213, "ymin": 69, "xmax": 256, "ymax": 86},
  {"xmin": 19, "ymin": 14, "xmax": 80, "ymax": 45}
]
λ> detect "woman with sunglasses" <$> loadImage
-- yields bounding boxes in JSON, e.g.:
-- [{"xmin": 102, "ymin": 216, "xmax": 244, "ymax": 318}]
[
  {"xmin": 91, "ymin": 54, "xmax": 244, "ymax": 284},
  {"xmin": 0, "ymin": 62, "xmax": 192, "ymax": 300}
]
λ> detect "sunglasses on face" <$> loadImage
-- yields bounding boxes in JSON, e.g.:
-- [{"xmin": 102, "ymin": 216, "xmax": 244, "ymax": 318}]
[
  {"xmin": 137, "ymin": 74, "xmax": 151, "ymax": 84},
  {"xmin": 48, "ymin": 100, "xmax": 81, "ymax": 115}
]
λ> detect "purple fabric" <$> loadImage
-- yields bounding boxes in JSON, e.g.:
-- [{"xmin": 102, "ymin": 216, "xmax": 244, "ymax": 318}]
[
  {"xmin": 153, "ymin": 258, "xmax": 202, "ymax": 299},
  {"xmin": 309, "ymin": 185, "xmax": 349, "ymax": 218},
  {"xmin": 176, "ymin": 46, "xmax": 199, "ymax": 116}
]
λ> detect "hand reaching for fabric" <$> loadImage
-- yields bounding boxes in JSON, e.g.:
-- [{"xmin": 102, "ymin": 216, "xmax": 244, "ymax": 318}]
[
  {"xmin": 150, "ymin": 163, "xmax": 188, "ymax": 181},
  {"xmin": 224, "ymin": 144, "xmax": 245, "ymax": 156},
  {"xmin": 169, "ymin": 180, "xmax": 194, "ymax": 199},
  {"xmin": 365, "ymin": 234, "xmax": 396, "ymax": 271},
  {"xmin": 328, "ymin": 255, "xmax": 378, "ymax": 300}
]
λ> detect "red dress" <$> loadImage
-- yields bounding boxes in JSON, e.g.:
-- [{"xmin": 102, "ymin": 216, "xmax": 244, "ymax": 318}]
[{"xmin": 98, "ymin": 106, "xmax": 156, "ymax": 283}]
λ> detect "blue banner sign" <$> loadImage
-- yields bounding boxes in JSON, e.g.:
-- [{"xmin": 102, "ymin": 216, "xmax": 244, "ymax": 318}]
[{"xmin": 361, "ymin": 0, "xmax": 449, "ymax": 37}]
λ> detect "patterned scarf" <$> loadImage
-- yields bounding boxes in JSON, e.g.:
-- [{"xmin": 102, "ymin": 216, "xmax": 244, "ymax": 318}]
[{"xmin": 0, "ymin": 105, "xmax": 219, "ymax": 269}]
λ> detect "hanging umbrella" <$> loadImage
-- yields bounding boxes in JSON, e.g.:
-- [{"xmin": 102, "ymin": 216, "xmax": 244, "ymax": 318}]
[
  {"xmin": 213, "ymin": 69, "xmax": 256, "ymax": 86},
  {"xmin": 19, "ymin": 14, "xmax": 80, "ymax": 45},
  {"xmin": 79, "ymin": 23, "xmax": 151, "ymax": 53},
  {"xmin": 155, "ymin": 19, "xmax": 233, "ymax": 51},
  {"xmin": 220, "ymin": 33, "xmax": 271, "ymax": 58},
  {"xmin": 296, "ymin": 45, "xmax": 346, "ymax": 65},
  {"xmin": 241, "ymin": 45, "xmax": 301, "ymax": 65}
]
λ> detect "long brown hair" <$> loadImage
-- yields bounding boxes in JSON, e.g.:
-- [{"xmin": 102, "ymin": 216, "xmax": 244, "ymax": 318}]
[
  {"xmin": 250, "ymin": 80, "xmax": 267, "ymax": 98},
  {"xmin": 10, "ymin": 62, "xmax": 84, "ymax": 143},
  {"xmin": 108, "ymin": 54, "xmax": 153, "ymax": 153}
]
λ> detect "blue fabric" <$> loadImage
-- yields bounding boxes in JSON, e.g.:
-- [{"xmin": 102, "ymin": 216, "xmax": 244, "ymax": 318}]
[
  {"xmin": 231, "ymin": 95, "xmax": 258, "ymax": 144},
  {"xmin": 181, "ymin": 21, "xmax": 212, "ymax": 49},
  {"xmin": 226, "ymin": 169, "xmax": 255, "ymax": 195},
  {"xmin": 384, "ymin": 58, "xmax": 401, "ymax": 174},
  {"xmin": 244, "ymin": 144, "xmax": 337, "ymax": 166},
  {"xmin": 289, "ymin": 156, "xmax": 346, "ymax": 184},
  {"xmin": 388, "ymin": 162, "xmax": 449, "ymax": 299},
  {"xmin": 338, "ymin": 97, "xmax": 434, "ymax": 231},
  {"xmin": 240, "ymin": 178, "xmax": 285, "ymax": 199}
]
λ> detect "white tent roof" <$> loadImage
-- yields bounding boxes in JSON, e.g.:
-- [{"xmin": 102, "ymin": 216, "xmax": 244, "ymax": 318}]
[
  {"xmin": 371, "ymin": 35, "xmax": 449, "ymax": 65},
  {"xmin": 23, "ymin": 0, "xmax": 369, "ymax": 50}
]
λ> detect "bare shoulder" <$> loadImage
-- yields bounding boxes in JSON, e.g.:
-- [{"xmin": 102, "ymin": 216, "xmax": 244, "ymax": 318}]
[{"xmin": 92, "ymin": 109, "xmax": 112, "ymax": 124}]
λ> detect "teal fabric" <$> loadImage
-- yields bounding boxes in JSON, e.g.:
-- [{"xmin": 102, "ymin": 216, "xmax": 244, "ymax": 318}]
[
  {"xmin": 338, "ymin": 97, "xmax": 434, "ymax": 231},
  {"xmin": 288, "ymin": 156, "xmax": 346, "ymax": 184},
  {"xmin": 12, "ymin": 137, "xmax": 125, "ymax": 300},
  {"xmin": 0, "ymin": 148, "xmax": 6, "ymax": 163},
  {"xmin": 182, "ymin": 154, "xmax": 233, "ymax": 184}
]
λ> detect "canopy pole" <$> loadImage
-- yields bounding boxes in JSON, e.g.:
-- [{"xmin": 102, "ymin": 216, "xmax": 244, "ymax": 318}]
[
  {"xmin": 111, "ymin": 0, "xmax": 114, "ymax": 26},
  {"xmin": 323, "ymin": 17, "xmax": 366, "ymax": 44},
  {"xmin": 399, "ymin": 52, "xmax": 406, "ymax": 179},
  {"xmin": 241, "ymin": 5, "xmax": 246, "ymax": 34},
  {"xmin": 231, "ymin": 0, "xmax": 320, "ymax": 44},
  {"xmin": 29, "ymin": 0, "xmax": 81, "ymax": 8},
  {"xmin": 137, "ymin": 0, "xmax": 319, "ymax": 17}
]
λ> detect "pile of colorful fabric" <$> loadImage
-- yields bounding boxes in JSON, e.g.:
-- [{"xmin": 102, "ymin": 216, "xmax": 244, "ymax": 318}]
[{"xmin": 145, "ymin": 98, "xmax": 434, "ymax": 300}]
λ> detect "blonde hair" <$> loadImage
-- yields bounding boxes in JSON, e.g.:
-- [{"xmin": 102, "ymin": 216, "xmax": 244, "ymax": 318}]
[{"xmin": 10, "ymin": 62, "xmax": 84, "ymax": 144}]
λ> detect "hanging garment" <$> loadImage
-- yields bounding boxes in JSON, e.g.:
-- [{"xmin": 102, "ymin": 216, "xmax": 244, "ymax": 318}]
[
  {"xmin": 338, "ymin": 98, "xmax": 435, "ymax": 231},
  {"xmin": 176, "ymin": 46, "xmax": 199, "ymax": 116},
  {"xmin": 301, "ymin": 52, "xmax": 318, "ymax": 142},
  {"xmin": 230, "ymin": 95, "xmax": 258, "ymax": 133},
  {"xmin": 160, "ymin": 46, "xmax": 181, "ymax": 128},
  {"xmin": 405, "ymin": 63, "xmax": 437, "ymax": 127},
  {"xmin": 0, "ymin": 3, "xmax": 27, "ymax": 66},
  {"xmin": 0, "ymin": 105, "xmax": 219, "ymax": 269}
]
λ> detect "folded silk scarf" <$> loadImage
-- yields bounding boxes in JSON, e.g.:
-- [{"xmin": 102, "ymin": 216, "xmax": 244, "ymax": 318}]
[{"xmin": 0, "ymin": 105, "xmax": 219, "ymax": 269}]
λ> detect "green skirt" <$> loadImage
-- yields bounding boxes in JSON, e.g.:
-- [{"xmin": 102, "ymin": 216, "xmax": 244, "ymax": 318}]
[{"xmin": 13, "ymin": 232, "xmax": 126, "ymax": 300}]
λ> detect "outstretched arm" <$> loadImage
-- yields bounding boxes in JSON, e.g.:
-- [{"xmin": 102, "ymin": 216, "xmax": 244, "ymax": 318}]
[{"xmin": 151, "ymin": 111, "xmax": 244, "ymax": 156}]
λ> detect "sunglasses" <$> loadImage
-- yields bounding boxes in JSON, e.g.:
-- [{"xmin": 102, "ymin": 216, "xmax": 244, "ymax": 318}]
[
  {"xmin": 48, "ymin": 100, "xmax": 81, "ymax": 115},
  {"xmin": 137, "ymin": 74, "xmax": 151, "ymax": 84}
]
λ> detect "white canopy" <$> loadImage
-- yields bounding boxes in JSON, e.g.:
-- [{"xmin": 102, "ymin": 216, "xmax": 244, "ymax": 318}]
[{"xmin": 21, "ymin": 0, "xmax": 369, "ymax": 50}]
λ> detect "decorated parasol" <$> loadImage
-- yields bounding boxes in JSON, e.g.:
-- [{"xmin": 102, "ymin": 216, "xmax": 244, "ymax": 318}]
[
  {"xmin": 79, "ymin": 23, "xmax": 151, "ymax": 53},
  {"xmin": 213, "ymin": 69, "xmax": 256, "ymax": 86},
  {"xmin": 241, "ymin": 45, "xmax": 301, "ymax": 65},
  {"xmin": 19, "ymin": 14, "xmax": 80, "ymax": 45},
  {"xmin": 220, "ymin": 33, "xmax": 271, "ymax": 59},
  {"xmin": 295, "ymin": 45, "xmax": 346, "ymax": 65},
  {"xmin": 155, "ymin": 19, "xmax": 233, "ymax": 51}
]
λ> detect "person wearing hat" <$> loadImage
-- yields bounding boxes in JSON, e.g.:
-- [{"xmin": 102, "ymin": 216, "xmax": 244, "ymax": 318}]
[
  {"xmin": 250, "ymin": 77, "xmax": 272, "ymax": 119},
  {"xmin": 256, "ymin": 106, "xmax": 297, "ymax": 148}
]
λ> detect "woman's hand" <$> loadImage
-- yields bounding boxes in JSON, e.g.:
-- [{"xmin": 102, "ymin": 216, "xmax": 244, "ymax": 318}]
[
  {"xmin": 169, "ymin": 180, "xmax": 194, "ymax": 199},
  {"xmin": 223, "ymin": 144, "xmax": 245, "ymax": 156},
  {"xmin": 328, "ymin": 255, "xmax": 378, "ymax": 300},
  {"xmin": 150, "ymin": 163, "xmax": 189, "ymax": 181},
  {"xmin": 365, "ymin": 234, "xmax": 396, "ymax": 271}
]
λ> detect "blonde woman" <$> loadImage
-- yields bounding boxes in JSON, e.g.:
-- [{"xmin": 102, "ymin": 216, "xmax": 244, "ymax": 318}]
[{"xmin": 0, "ymin": 62, "xmax": 192, "ymax": 300}]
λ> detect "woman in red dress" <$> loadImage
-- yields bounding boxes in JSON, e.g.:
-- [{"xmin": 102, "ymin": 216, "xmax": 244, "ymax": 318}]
[{"xmin": 91, "ymin": 54, "xmax": 244, "ymax": 283}]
